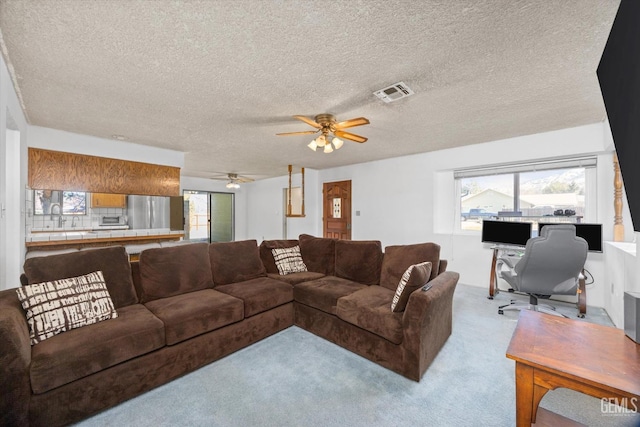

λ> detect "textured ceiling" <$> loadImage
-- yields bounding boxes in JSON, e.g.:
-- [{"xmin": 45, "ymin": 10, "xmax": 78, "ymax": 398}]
[{"xmin": 0, "ymin": 0, "xmax": 620, "ymax": 180}]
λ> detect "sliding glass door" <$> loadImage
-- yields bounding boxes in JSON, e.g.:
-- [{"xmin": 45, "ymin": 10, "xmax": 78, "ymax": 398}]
[{"xmin": 183, "ymin": 191, "xmax": 234, "ymax": 243}]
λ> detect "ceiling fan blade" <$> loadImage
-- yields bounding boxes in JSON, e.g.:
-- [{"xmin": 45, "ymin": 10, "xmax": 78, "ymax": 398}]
[
  {"xmin": 335, "ymin": 117, "xmax": 370, "ymax": 129},
  {"xmin": 276, "ymin": 130, "xmax": 319, "ymax": 136},
  {"xmin": 293, "ymin": 115, "xmax": 322, "ymax": 129},
  {"xmin": 334, "ymin": 130, "xmax": 367, "ymax": 143}
]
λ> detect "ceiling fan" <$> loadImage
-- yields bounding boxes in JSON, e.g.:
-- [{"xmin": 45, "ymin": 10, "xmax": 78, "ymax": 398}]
[
  {"xmin": 210, "ymin": 173, "xmax": 254, "ymax": 189},
  {"xmin": 276, "ymin": 114, "xmax": 370, "ymax": 153}
]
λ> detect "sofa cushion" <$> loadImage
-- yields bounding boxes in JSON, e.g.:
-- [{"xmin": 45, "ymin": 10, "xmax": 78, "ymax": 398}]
[
  {"xmin": 145, "ymin": 289, "xmax": 244, "ymax": 345},
  {"xmin": 30, "ymin": 304, "xmax": 165, "ymax": 394},
  {"xmin": 380, "ymin": 243, "xmax": 441, "ymax": 290},
  {"xmin": 210, "ymin": 240, "xmax": 266, "ymax": 285},
  {"xmin": 294, "ymin": 276, "xmax": 366, "ymax": 314},
  {"xmin": 139, "ymin": 243, "xmax": 214, "ymax": 303},
  {"xmin": 272, "ymin": 245, "xmax": 308, "ymax": 275},
  {"xmin": 298, "ymin": 234, "xmax": 336, "ymax": 275},
  {"xmin": 16, "ymin": 271, "xmax": 117, "ymax": 345},
  {"xmin": 391, "ymin": 262, "xmax": 432, "ymax": 312},
  {"xmin": 336, "ymin": 286, "xmax": 403, "ymax": 344},
  {"xmin": 23, "ymin": 246, "xmax": 138, "ymax": 309},
  {"xmin": 259, "ymin": 239, "xmax": 300, "ymax": 274},
  {"xmin": 334, "ymin": 240, "xmax": 383, "ymax": 285},
  {"xmin": 215, "ymin": 277, "xmax": 293, "ymax": 318},
  {"xmin": 267, "ymin": 271, "xmax": 326, "ymax": 285}
]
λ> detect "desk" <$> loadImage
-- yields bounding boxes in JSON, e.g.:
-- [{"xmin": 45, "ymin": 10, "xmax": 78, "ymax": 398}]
[
  {"xmin": 506, "ymin": 311, "xmax": 640, "ymax": 426},
  {"xmin": 488, "ymin": 245, "xmax": 524, "ymax": 298}
]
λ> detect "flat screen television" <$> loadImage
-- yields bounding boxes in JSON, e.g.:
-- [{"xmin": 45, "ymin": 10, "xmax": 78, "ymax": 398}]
[
  {"xmin": 537, "ymin": 223, "xmax": 603, "ymax": 252},
  {"xmin": 481, "ymin": 220, "xmax": 532, "ymax": 247}
]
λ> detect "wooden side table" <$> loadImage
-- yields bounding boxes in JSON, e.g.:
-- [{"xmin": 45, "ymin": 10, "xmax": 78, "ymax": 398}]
[{"xmin": 506, "ymin": 310, "xmax": 640, "ymax": 426}]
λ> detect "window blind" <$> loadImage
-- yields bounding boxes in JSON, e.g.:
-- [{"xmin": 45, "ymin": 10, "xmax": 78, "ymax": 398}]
[{"xmin": 454, "ymin": 156, "xmax": 597, "ymax": 179}]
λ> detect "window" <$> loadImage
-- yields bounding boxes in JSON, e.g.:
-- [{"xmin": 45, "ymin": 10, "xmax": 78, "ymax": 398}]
[
  {"xmin": 183, "ymin": 190, "xmax": 234, "ymax": 243},
  {"xmin": 34, "ymin": 190, "xmax": 87, "ymax": 215},
  {"xmin": 456, "ymin": 157, "xmax": 596, "ymax": 231}
]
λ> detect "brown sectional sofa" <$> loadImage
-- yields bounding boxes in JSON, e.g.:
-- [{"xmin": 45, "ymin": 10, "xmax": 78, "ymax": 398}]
[{"xmin": 0, "ymin": 235, "xmax": 459, "ymax": 426}]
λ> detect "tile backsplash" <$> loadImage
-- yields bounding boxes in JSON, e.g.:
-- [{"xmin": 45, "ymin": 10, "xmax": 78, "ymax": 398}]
[{"xmin": 25, "ymin": 189, "xmax": 126, "ymax": 232}]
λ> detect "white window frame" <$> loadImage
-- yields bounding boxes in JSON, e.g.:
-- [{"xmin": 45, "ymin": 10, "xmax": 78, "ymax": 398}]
[{"xmin": 454, "ymin": 156, "xmax": 597, "ymax": 232}]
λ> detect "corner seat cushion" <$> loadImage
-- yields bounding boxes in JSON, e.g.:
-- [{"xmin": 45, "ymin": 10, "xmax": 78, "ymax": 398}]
[
  {"xmin": 267, "ymin": 271, "xmax": 325, "ymax": 285},
  {"xmin": 259, "ymin": 240, "xmax": 299, "ymax": 274},
  {"xmin": 23, "ymin": 246, "xmax": 137, "ymax": 309},
  {"xmin": 294, "ymin": 276, "xmax": 366, "ymax": 314},
  {"xmin": 30, "ymin": 304, "xmax": 165, "ymax": 394},
  {"xmin": 144, "ymin": 289, "xmax": 243, "ymax": 345},
  {"xmin": 215, "ymin": 277, "xmax": 293, "ymax": 318},
  {"xmin": 298, "ymin": 234, "xmax": 336, "ymax": 276},
  {"xmin": 209, "ymin": 240, "xmax": 266, "ymax": 285},
  {"xmin": 335, "ymin": 240, "xmax": 383, "ymax": 285},
  {"xmin": 336, "ymin": 286, "xmax": 403, "ymax": 345},
  {"xmin": 379, "ymin": 243, "xmax": 441, "ymax": 290},
  {"xmin": 139, "ymin": 242, "xmax": 214, "ymax": 303}
]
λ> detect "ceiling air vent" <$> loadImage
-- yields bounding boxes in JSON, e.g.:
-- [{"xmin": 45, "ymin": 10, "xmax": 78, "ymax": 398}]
[{"xmin": 373, "ymin": 82, "xmax": 414, "ymax": 103}]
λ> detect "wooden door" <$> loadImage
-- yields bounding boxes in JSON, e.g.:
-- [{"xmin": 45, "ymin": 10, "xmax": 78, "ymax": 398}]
[{"xmin": 323, "ymin": 180, "xmax": 351, "ymax": 240}]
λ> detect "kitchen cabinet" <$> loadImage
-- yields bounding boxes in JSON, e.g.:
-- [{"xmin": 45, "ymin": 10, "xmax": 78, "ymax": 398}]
[{"xmin": 91, "ymin": 193, "xmax": 127, "ymax": 208}]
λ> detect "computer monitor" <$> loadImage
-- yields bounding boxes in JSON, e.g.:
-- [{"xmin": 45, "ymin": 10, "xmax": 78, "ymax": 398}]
[
  {"xmin": 537, "ymin": 223, "xmax": 603, "ymax": 252},
  {"xmin": 481, "ymin": 220, "xmax": 532, "ymax": 247}
]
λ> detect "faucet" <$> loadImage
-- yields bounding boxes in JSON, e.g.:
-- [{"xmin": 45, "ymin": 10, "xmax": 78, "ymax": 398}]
[
  {"xmin": 72, "ymin": 217, "xmax": 79, "ymax": 228},
  {"xmin": 50, "ymin": 203, "xmax": 65, "ymax": 228}
]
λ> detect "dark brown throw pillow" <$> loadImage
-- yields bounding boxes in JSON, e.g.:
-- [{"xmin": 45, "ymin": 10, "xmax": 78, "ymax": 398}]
[{"xmin": 391, "ymin": 261, "xmax": 432, "ymax": 312}]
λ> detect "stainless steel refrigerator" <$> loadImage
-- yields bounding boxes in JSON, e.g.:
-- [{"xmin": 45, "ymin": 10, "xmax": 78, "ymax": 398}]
[{"xmin": 126, "ymin": 195, "xmax": 170, "ymax": 229}]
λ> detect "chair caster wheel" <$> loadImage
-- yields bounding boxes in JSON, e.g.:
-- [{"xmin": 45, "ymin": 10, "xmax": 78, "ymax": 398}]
[
  {"xmin": 498, "ymin": 310, "xmax": 504, "ymax": 315},
  {"xmin": 487, "ymin": 296, "xmax": 494, "ymax": 300},
  {"xmin": 508, "ymin": 288, "xmax": 515, "ymax": 293},
  {"xmin": 578, "ymin": 314, "xmax": 585, "ymax": 318}
]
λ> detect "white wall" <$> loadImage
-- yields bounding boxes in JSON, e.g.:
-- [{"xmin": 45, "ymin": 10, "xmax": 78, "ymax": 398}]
[
  {"xmin": 28, "ymin": 126, "xmax": 184, "ymax": 168},
  {"xmin": 0, "ymin": 53, "xmax": 28, "ymax": 291},
  {"xmin": 243, "ymin": 122, "xmax": 624, "ymax": 311},
  {"xmin": 244, "ymin": 169, "xmax": 320, "ymax": 242}
]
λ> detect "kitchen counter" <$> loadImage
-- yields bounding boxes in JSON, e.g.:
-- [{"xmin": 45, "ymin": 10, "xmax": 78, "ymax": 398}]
[{"xmin": 25, "ymin": 229, "xmax": 184, "ymax": 251}]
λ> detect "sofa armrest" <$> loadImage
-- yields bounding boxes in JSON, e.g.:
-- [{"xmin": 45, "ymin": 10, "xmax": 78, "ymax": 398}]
[
  {"xmin": 0, "ymin": 289, "xmax": 32, "ymax": 426},
  {"xmin": 401, "ymin": 271, "xmax": 459, "ymax": 381}
]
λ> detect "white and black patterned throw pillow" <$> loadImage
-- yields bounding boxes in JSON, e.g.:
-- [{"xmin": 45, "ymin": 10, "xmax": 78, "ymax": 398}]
[
  {"xmin": 272, "ymin": 245, "xmax": 308, "ymax": 275},
  {"xmin": 16, "ymin": 271, "xmax": 118, "ymax": 345}
]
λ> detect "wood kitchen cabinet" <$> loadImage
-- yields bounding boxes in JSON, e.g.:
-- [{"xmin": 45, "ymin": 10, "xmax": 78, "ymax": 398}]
[{"xmin": 91, "ymin": 193, "xmax": 127, "ymax": 208}]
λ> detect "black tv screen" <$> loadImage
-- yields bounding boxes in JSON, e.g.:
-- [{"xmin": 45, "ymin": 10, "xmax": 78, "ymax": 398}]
[
  {"xmin": 538, "ymin": 223, "xmax": 603, "ymax": 252},
  {"xmin": 481, "ymin": 220, "xmax": 532, "ymax": 247}
]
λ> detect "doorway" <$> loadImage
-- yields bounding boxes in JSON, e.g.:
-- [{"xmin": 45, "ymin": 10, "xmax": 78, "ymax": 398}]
[
  {"xmin": 183, "ymin": 191, "xmax": 234, "ymax": 243},
  {"xmin": 323, "ymin": 180, "xmax": 351, "ymax": 240}
]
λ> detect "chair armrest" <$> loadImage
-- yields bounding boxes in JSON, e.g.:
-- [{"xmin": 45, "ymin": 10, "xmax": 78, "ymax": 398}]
[
  {"xmin": 401, "ymin": 271, "xmax": 459, "ymax": 380},
  {"xmin": 497, "ymin": 256, "xmax": 517, "ymax": 270},
  {"xmin": 0, "ymin": 289, "xmax": 32, "ymax": 426}
]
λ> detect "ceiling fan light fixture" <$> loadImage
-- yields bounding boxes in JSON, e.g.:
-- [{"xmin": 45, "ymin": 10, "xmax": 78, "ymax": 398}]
[
  {"xmin": 316, "ymin": 134, "xmax": 327, "ymax": 147},
  {"xmin": 308, "ymin": 140, "xmax": 318, "ymax": 151},
  {"xmin": 226, "ymin": 182, "xmax": 240, "ymax": 189},
  {"xmin": 323, "ymin": 144, "xmax": 333, "ymax": 154},
  {"xmin": 332, "ymin": 137, "xmax": 343, "ymax": 150}
]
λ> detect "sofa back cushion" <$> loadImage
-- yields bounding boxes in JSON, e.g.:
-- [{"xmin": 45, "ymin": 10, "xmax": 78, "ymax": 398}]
[
  {"xmin": 138, "ymin": 243, "xmax": 214, "ymax": 302},
  {"xmin": 299, "ymin": 234, "xmax": 336, "ymax": 276},
  {"xmin": 209, "ymin": 240, "xmax": 266, "ymax": 285},
  {"xmin": 379, "ymin": 243, "xmax": 441, "ymax": 290},
  {"xmin": 259, "ymin": 240, "xmax": 300, "ymax": 274},
  {"xmin": 334, "ymin": 240, "xmax": 383, "ymax": 285},
  {"xmin": 23, "ymin": 246, "xmax": 138, "ymax": 308}
]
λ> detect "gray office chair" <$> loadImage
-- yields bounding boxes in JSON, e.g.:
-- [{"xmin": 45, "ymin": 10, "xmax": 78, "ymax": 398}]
[{"xmin": 497, "ymin": 224, "xmax": 588, "ymax": 318}]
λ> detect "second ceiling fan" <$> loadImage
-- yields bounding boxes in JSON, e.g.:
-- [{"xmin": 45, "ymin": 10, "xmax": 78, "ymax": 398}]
[{"xmin": 276, "ymin": 114, "xmax": 370, "ymax": 153}]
